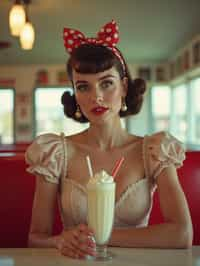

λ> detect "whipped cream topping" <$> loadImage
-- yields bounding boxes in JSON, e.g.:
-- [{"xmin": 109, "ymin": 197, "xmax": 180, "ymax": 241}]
[{"xmin": 87, "ymin": 170, "xmax": 114, "ymax": 186}]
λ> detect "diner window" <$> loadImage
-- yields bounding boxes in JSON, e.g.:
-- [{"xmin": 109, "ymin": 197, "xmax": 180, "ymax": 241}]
[
  {"xmin": 190, "ymin": 77, "xmax": 200, "ymax": 144},
  {"xmin": 34, "ymin": 87, "xmax": 88, "ymax": 136},
  {"xmin": 0, "ymin": 88, "xmax": 15, "ymax": 144},
  {"xmin": 151, "ymin": 85, "xmax": 171, "ymax": 132},
  {"xmin": 171, "ymin": 84, "xmax": 187, "ymax": 142}
]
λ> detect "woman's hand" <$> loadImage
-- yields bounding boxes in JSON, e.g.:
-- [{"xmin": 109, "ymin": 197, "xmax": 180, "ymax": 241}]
[{"xmin": 56, "ymin": 224, "xmax": 96, "ymax": 259}]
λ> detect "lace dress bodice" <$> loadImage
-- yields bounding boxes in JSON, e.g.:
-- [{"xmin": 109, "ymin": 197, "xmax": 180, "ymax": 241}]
[{"xmin": 25, "ymin": 131, "xmax": 185, "ymax": 229}]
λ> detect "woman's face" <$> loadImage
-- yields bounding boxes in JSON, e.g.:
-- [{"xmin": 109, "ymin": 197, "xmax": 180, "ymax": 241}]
[{"xmin": 72, "ymin": 66, "xmax": 127, "ymax": 124}]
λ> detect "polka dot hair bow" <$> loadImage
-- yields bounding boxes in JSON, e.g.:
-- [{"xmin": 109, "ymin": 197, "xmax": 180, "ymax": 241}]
[{"xmin": 63, "ymin": 20, "xmax": 125, "ymax": 71}]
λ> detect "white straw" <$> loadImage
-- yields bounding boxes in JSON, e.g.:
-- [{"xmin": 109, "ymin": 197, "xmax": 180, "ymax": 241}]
[{"xmin": 86, "ymin": 155, "xmax": 93, "ymax": 178}]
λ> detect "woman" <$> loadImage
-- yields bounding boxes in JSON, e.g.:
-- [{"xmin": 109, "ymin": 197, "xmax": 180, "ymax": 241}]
[{"xmin": 25, "ymin": 20, "xmax": 193, "ymax": 259}]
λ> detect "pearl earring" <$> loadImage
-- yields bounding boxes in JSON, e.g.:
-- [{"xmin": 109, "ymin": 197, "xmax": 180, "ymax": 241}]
[
  {"xmin": 75, "ymin": 104, "xmax": 82, "ymax": 119},
  {"xmin": 121, "ymin": 97, "xmax": 127, "ymax": 111}
]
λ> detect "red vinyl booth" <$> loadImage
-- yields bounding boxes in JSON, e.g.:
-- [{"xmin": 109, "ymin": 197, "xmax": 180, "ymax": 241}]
[
  {"xmin": 0, "ymin": 151, "xmax": 199, "ymax": 247},
  {"xmin": 0, "ymin": 153, "xmax": 62, "ymax": 248},
  {"xmin": 0, "ymin": 143, "xmax": 30, "ymax": 153},
  {"xmin": 149, "ymin": 151, "xmax": 200, "ymax": 245}
]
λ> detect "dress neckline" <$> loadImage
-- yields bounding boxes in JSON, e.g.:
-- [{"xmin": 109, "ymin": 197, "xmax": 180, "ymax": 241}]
[
  {"xmin": 60, "ymin": 133, "xmax": 151, "ymax": 209},
  {"xmin": 63, "ymin": 177, "xmax": 149, "ymax": 209},
  {"xmin": 61, "ymin": 133, "xmax": 149, "ymax": 181}
]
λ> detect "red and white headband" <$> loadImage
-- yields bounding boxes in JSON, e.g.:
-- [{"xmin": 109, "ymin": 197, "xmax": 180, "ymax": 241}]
[{"xmin": 63, "ymin": 20, "xmax": 125, "ymax": 71}]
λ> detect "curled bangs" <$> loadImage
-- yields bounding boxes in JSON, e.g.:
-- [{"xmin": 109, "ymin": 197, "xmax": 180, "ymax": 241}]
[
  {"xmin": 67, "ymin": 44, "xmax": 122, "ymax": 80},
  {"xmin": 73, "ymin": 57, "xmax": 115, "ymax": 74}
]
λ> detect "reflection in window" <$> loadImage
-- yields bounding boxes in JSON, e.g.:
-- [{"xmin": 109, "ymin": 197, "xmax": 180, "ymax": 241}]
[
  {"xmin": 0, "ymin": 89, "xmax": 14, "ymax": 144},
  {"xmin": 151, "ymin": 85, "xmax": 171, "ymax": 132},
  {"xmin": 34, "ymin": 87, "xmax": 88, "ymax": 136}
]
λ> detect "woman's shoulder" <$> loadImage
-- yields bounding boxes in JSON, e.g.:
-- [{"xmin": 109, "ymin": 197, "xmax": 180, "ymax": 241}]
[
  {"xmin": 124, "ymin": 131, "xmax": 182, "ymax": 160},
  {"xmin": 25, "ymin": 132, "xmax": 66, "ymax": 164},
  {"xmin": 125, "ymin": 133, "xmax": 144, "ymax": 145},
  {"xmin": 127, "ymin": 130, "xmax": 179, "ymax": 145},
  {"xmin": 26, "ymin": 132, "xmax": 65, "ymax": 153},
  {"xmin": 125, "ymin": 133, "xmax": 144, "ymax": 152},
  {"xmin": 33, "ymin": 132, "xmax": 64, "ymax": 143},
  {"xmin": 144, "ymin": 130, "xmax": 185, "ymax": 172},
  {"xmin": 64, "ymin": 130, "xmax": 91, "ymax": 159},
  {"xmin": 118, "ymin": 133, "xmax": 144, "ymax": 159},
  {"xmin": 65, "ymin": 130, "xmax": 89, "ymax": 147},
  {"xmin": 25, "ymin": 133, "xmax": 66, "ymax": 184},
  {"xmin": 144, "ymin": 130, "xmax": 184, "ymax": 149}
]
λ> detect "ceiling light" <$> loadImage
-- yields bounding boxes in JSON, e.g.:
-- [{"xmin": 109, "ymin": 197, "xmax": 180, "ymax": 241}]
[
  {"xmin": 9, "ymin": 0, "xmax": 26, "ymax": 36},
  {"xmin": 19, "ymin": 1, "xmax": 35, "ymax": 50},
  {"xmin": 20, "ymin": 21, "xmax": 35, "ymax": 50}
]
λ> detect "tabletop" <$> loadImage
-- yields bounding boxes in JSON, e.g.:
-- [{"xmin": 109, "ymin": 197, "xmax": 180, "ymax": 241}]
[{"xmin": 0, "ymin": 246, "xmax": 200, "ymax": 266}]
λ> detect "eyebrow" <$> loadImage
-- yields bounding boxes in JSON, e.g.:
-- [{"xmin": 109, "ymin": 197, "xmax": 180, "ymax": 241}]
[{"xmin": 75, "ymin": 74, "xmax": 116, "ymax": 85}]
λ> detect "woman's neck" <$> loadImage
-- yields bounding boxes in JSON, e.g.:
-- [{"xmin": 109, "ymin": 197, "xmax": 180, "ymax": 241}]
[{"xmin": 86, "ymin": 117, "xmax": 128, "ymax": 151}]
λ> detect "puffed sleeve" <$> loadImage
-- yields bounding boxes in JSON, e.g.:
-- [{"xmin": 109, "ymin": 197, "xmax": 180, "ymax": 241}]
[
  {"xmin": 25, "ymin": 133, "xmax": 65, "ymax": 184},
  {"xmin": 144, "ymin": 131, "xmax": 186, "ymax": 180}
]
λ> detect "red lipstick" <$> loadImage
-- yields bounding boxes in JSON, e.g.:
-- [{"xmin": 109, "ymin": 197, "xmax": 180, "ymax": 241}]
[{"xmin": 91, "ymin": 106, "xmax": 109, "ymax": 115}]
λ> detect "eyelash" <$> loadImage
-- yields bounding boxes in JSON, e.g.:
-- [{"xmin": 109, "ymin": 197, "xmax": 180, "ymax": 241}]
[
  {"xmin": 100, "ymin": 80, "xmax": 114, "ymax": 89},
  {"xmin": 76, "ymin": 79, "xmax": 114, "ymax": 92},
  {"xmin": 76, "ymin": 84, "xmax": 89, "ymax": 92}
]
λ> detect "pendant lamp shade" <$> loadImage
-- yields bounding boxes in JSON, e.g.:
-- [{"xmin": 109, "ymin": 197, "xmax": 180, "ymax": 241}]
[
  {"xmin": 20, "ymin": 21, "xmax": 35, "ymax": 50},
  {"xmin": 9, "ymin": 4, "xmax": 26, "ymax": 36}
]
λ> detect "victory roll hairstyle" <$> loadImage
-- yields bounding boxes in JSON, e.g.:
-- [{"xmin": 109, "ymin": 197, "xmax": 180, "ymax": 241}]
[{"xmin": 61, "ymin": 20, "xmax": 146, "ymax": 123}]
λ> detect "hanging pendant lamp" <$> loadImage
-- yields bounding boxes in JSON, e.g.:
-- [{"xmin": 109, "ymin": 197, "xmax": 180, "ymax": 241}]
[
  {"xmin": 20, "ymin": 21, "xmax": 35, "ymax": 50},
  {"xmin": 19, "ymin": 4, "xmax": 35, "ymax": 50},
  {"xmin": 9, "ymin": 0, "xmax": 26, "ymax": 36}
]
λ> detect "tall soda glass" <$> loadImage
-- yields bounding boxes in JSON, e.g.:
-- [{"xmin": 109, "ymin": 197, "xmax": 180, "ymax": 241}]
[{"xmin": 87, "ymin": 170, "xmax": 116, "ymax": 261}]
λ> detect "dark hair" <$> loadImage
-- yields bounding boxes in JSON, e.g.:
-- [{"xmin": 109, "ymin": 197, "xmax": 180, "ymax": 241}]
[{"xmin": 61, "ymin": 44, "xmax": 146, "ymax": 123}]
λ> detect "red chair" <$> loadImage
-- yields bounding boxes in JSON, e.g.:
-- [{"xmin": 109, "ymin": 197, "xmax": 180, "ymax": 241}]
[
  {"xmin": 149, "ymin": 151, "xmax": 200, "ymax": 245},
  {"xmin": 0, "ymin": 153, "xmax": 62, "ymax": 248}
]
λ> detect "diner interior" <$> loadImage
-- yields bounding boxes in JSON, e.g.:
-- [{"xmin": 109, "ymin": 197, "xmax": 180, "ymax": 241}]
[{"xmin": 0, "ymin": 1, "xmax": 200, "ymax": 265}]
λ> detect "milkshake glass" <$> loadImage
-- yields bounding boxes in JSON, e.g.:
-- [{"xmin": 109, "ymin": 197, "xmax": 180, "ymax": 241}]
[{"xmin": 86, "ymin": 170, "xmax": 116, "ymax": 261}]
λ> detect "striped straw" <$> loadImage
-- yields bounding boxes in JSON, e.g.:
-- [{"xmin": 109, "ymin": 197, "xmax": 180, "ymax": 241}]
[
  {"xmin": 111, "ymin": 157, "xmax": 125, "ymax": 179},
  {"xmin": 86, "ymin": 155, "xmax": 93, "ymax": 178}
]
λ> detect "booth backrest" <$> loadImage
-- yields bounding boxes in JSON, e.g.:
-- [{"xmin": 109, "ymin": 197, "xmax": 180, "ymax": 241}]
[
  {"xmin": 0, "ymin": 143, "xmax": 30, "ymax": 153},
  {"xmin": 149, "ymin": 151, "xmax": 200, "ymax": 245},
  {"xmin": 0, "ymin": 153, "xmax": 62, "ymax": 248},
  {"xmin": 0, "ymin": 151, "xmax": 199, "ymax": 247}
]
